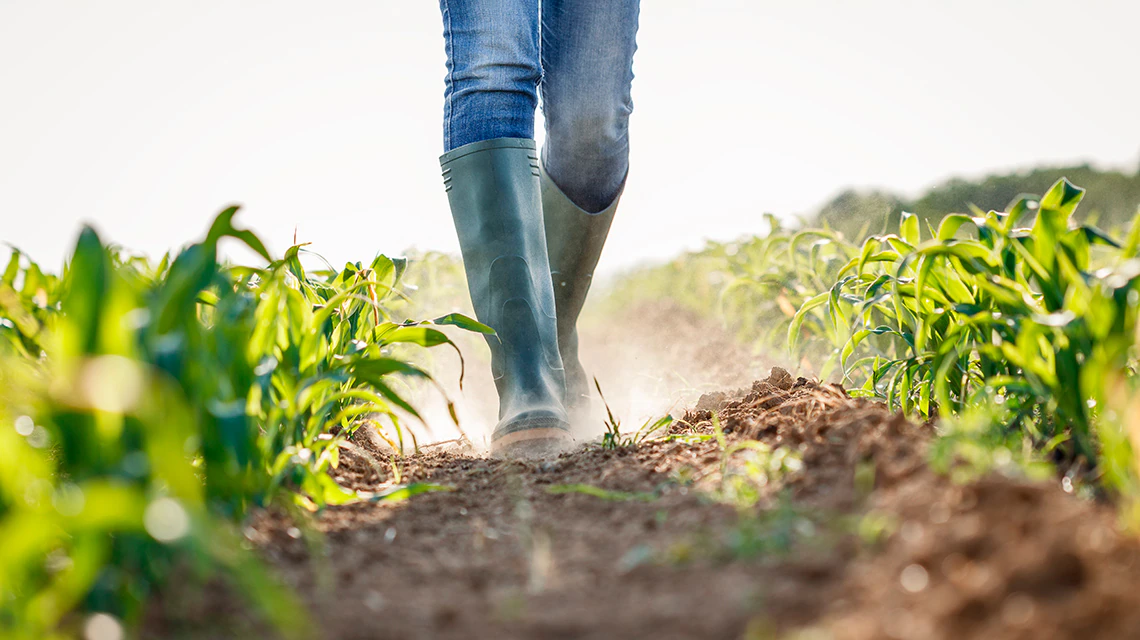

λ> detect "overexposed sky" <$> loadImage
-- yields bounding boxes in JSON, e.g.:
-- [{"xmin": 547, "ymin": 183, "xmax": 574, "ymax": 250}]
[{"xmin": 2, "ymin": 1, "xmax": 1138, "ymax": 274}]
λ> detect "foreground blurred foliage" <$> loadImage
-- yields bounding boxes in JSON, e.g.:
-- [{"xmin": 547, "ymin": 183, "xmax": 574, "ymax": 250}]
[
  {"xmin": 602, "ymin": 179, "xmax": 1140, "ymax": 504},
  {"xmin": 0, "ymin": 209, "xmax": 484, "ymax": 638}
]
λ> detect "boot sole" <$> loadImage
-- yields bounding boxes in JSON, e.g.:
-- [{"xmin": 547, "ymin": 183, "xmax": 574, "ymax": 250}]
[
  {"xmin": 492, "ymin": 429, "xmax": 573, "ymax": 458},
  {"xmin": 492, "ymin": 416, "xmax": 573, "ymax": 458}
]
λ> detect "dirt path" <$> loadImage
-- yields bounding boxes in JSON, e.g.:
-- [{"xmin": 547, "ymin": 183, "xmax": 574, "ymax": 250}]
[
  {"xmin": 148, "ymin": 304, "xmax": 1140, "ymax": 639},
  {"xmin": 146, "ymin": 373, "xmax": 1140, "ymax": 639}
]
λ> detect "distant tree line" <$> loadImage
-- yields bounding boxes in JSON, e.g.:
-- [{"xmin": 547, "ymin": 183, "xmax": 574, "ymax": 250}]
[{"xmin": 812, "ymin": 160, "xmax": 1140, "ymax": 239}]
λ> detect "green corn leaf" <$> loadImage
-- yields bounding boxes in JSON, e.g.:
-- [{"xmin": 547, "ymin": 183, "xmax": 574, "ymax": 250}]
[
  {"xmin": 899, "ymin": 211, "xmax": 920, "ymax": 245},
  {"xmin": 856, "ymin": 236, "xmax": 881, "ymax": 274},
  {"xmin": 347, "ymin": 356, "xmax": 431, "ymax": 380},
  {"xmin": 206, "ymin": 206, "xmax": 272, "ymax": 263},
  {"xmin": 61, "ymin": 226, "xmax": 110, "ymax": 357},
  {"xmin": 376, "ymin": 325, "xmax": 453, "ymax": 348},
  {"xmin": 936, "ymin": 214, "xmax": 974, "ymax": 241},
  {"xmin": 1080, "ymin": 225, "xmax": 1121, "ymax": 249},
  {"xmin": 432, "ymin": 312, "xmax": 495, "ymax": 335},
  {"xmin": 1037, "ymin": 177, "xmax": 1086, "ymax": 220},
  {"xmin": 914, "ymin": 239, "xmax": 997, "ymax": 267},
  {"xmin": 1122, "ymin": 211, "xmax": 1140, "ymax": 257},
  {"xmin": 789, "ymin": 291, "xmax": 830, "ymax": 352},
  {"xmin": 885, "ymin": 235, "xmax": 916, "ymax": 256},
  {"xmin": 2, "ymin": 248, "xmax": 20, "ymax": 286}
]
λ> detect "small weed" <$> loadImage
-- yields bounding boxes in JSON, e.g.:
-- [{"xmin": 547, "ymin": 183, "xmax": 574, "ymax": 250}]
[
  {"xmin": 493, "ymin": 591, "xmax": 528, "ymax": 622},
  {"xmin": 667, "ymin": 492, "xmax": 825, "ymax": 564},
  {"xmin": 856, "ymin": 510, "xmax": 899, "ymax": 548},
  {"xmin": 710, "ymin": 413, "xmax": 804, "ymax": 510},
  {"xmin": 595, "ymin": 377, "xmax": 674, "ymax": 450},
  {"xmin": 546, "ymin": 484, "xmax": 657, "ymax": 502},
  {"xmin": 721, "ymin": 494, "xmax": 820, "ymax": 559}
]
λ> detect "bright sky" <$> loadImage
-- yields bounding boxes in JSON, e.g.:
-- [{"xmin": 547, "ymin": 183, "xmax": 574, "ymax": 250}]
[{"xmin": 2, "ymin": 1, "xmax": 1138, "ymax": 274}]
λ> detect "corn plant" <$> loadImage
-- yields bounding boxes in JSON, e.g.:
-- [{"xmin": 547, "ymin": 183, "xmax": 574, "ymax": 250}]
[
  {"xmin": 0, "ymin": 208, "xmax": 483, "ymax": 637},
  {"xmin": 789, "ymin": 178, "xmax": 1140, "ymax": 471},
  {"xmin": 718, "ymin": 215, "xmax": 859, "ymax": 372}
]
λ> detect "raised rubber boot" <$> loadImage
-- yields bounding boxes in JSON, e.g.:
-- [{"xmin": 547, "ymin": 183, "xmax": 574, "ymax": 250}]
[
  {"xmin": 440, "ymin": 138, "xmax": 572, "ymax": 456},
  {"xmin": 540, "ymin": 163, "xmax": 623, "ymax": 431}
]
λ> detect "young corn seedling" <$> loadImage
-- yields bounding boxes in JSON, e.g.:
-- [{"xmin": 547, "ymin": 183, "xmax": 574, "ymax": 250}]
[{"xmin": 595, "ymin": 377, "xmax": 674, "ymax": 450}]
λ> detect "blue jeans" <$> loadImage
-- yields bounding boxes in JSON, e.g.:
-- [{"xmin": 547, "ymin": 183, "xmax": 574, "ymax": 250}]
[{"xmin": 439, "ymin": 0, "xmax": 639, "ymax": 212}]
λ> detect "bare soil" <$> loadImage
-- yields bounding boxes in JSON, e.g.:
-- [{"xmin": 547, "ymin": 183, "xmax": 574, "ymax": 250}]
[{"xmin": 146, "ymin": 303, "xmax": 1140, "ymax": 639}]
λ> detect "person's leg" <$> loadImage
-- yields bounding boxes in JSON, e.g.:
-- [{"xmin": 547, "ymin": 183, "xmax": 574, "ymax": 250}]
[
  {"xmin": 539, "ymin": 0, "xmax": 640, "ymax": 212},
  {"xmin": 538, "ymin": 0, "xmax": 639, "ymax": 427},
  {"xmin": 440, "ymin": 0, "xmax": 540, "ymax": 151},
  {"xmin": 439, "ymin": 0, "xmax": 571, "ymax": 455}
]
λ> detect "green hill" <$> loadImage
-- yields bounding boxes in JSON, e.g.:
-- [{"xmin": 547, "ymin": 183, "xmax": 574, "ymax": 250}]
[{"xmin": 815, "ymin": 161, "xmax": 1140, "ymax": 239}]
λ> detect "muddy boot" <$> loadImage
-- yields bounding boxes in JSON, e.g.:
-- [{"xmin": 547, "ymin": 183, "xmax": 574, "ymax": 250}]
[
  {"xmin": 441, "ymin": 138, "xmax": 572, "ymax": 457},
  {"xmin": 540, "ymin": 163, "xmax": 623, "ymax": 431}
]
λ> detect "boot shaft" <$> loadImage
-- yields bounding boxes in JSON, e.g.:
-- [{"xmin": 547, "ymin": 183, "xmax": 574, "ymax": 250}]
[
  {"xmin": 540, "ymin": 164, "xmax": 622, "ymax": 337},
  {"xmin": 440, "ymin": 138, "xmax": 567, "ymax": 426}
]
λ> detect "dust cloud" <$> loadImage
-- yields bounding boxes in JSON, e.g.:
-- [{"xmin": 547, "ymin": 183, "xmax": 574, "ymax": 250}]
[{"xmin": 392, "ymin": 299, "xmax": 782, "ymax": 452}]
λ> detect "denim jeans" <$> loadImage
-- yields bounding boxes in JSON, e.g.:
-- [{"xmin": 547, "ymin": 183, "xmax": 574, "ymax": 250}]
[{"xmin": 439, "ymin": 0, "xmax": 639, "ymax": 212}]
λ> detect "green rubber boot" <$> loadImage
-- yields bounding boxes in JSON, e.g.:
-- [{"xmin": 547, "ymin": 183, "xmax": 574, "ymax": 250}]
[
  {"xmin": 440, "ymin": 138, "xmax": 572, "ymax": 456},
  {"xmin": 540, "ymin": 162, "xmax": 623, "ymax": 430}
]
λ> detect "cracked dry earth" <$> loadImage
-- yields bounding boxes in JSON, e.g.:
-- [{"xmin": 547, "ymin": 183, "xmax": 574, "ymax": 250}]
[{"xmin": 151, "ymin": 369, "xmax": 1140, "ymax": 640}]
